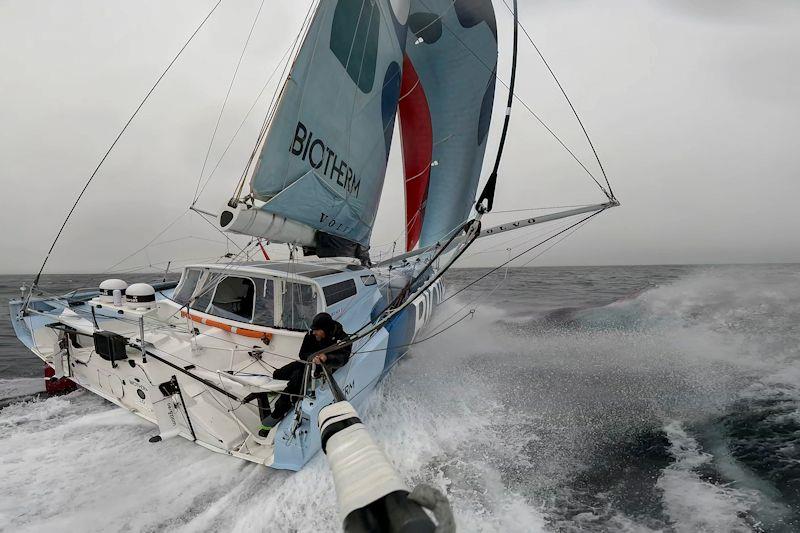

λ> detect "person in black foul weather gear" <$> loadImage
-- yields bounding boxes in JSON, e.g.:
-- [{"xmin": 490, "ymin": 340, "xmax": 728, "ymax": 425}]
[{"xmin": 258, "ymin": 312, "xmax": 351, "ymax": 437}]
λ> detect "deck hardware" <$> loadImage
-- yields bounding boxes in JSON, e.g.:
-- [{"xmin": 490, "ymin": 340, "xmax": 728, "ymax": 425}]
[{"xmin": 138, "ymin": 316, "xmax": 147, "ymax": 363}]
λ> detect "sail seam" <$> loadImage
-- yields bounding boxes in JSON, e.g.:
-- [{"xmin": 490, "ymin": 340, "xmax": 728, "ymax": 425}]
[{"xmin": 399, "ymin": 77, "xmax": 421, "ymax": 100}]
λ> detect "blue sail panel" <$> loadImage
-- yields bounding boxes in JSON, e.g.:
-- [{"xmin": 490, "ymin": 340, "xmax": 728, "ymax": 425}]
[
  {"xmin": 261, "ymin": 170, "xmax": 373, "ymax": 245},
  {"xmin": 401, "ymin": 0, "xmax": 498, "ymax": 248},
  {"xmin": 249, "ymin": 0, "xmax": 410, "ymax": 249}
]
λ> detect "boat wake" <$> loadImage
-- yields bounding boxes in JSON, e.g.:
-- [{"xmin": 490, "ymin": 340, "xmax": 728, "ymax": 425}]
[{"xmin": 2, "ymin": 265, "xmax": 799, "ymax": 531}]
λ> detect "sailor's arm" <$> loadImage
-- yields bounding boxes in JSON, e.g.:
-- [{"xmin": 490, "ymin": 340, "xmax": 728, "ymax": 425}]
[
  {"xmin": 323, "ymin": 342, "xmax": 351, "ymax": 367},
  {"xmin": 298, "ymin": 334, "xmax": 316, "ymax": 361}
]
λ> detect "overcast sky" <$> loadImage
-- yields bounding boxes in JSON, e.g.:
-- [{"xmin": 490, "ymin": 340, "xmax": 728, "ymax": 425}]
[{"xmin": 1, "ymin": 0, "xmax": 798, "ymax": 275}]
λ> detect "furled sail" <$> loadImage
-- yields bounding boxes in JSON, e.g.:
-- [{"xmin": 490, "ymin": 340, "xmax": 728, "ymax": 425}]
[
  {"xmin": 224, "ymin": 0, "xmax": 411, "ymax": 259},
  {"xmin": 398, "ymin": 0, "xmax": 498, "ymax": 251}
]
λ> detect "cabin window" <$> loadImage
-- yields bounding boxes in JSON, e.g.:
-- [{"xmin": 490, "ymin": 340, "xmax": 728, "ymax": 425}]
[
  {"xmin": 173, "ymin": 269, "xmax": 201, "ymax": 305},
  {"xmin": 323, "ymin": 279, "xmax": 358, "ymax": 305},
  {"xmin": 207, "ymin": 276, "xmax": 255, "ymax": 322},
  {"xmin": 253, "ymin": 278, "xmax": 275, "ymax": 327},
  {"xmin": 281, "ymin": 282, "xmax": 317, "ymax": 330},
  {"xmin": 418, "ymin": 301, "xmax": 425, "ymax": 321},
  {"xmin": 360, "ymin": 274, "xmax": 377, "ymax": 286}
]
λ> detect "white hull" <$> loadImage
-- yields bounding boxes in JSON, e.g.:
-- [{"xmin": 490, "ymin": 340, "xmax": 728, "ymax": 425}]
[{"xmin": 11, "ymin": 259, "xmax": 443, "ymax": 470}]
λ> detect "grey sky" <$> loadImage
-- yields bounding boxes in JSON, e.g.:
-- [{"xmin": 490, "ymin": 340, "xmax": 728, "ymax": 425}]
[{"xmin": 0, "ymin": 0, "xmax": 798, "ymax": 274}]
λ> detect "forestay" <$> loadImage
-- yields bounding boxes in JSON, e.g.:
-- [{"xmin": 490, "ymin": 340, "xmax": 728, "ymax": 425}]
[{"xmin": 246, "ymin": 0, "xmax": 412, "ymax": 258}]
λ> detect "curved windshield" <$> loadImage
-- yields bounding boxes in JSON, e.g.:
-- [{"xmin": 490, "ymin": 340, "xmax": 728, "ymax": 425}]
[
  {"xmin": 173, "ymin": 269, "xmax": 201, "ymax": 305},
  {"xmin": 174, "ymin": 270, "xmax": 318, "ymax": 330}
]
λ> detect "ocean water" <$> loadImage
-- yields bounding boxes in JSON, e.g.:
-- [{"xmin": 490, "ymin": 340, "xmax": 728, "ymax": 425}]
[{"xmin": 1, "ymin": 265, "xmax": 799, "ymax": 532}]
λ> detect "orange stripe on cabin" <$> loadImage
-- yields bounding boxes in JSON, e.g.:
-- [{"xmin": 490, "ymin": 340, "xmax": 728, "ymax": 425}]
[{"xmin": 181, "ymin": 311, "xmax": 272, "ymax": 343}]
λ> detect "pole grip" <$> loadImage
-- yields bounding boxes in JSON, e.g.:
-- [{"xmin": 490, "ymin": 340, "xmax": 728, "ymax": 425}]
[{"xmin": 318, "ymin": 402, "xmax": 435, "ymax": 533}]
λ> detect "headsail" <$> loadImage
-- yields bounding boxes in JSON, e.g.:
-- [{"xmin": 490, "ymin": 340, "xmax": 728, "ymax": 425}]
[
  {"xmin": 398, "ymin": 0, "xmax": 498, "ymax": 251},
  {"xmin": 225, "ymin": 0, "xmax": 411, "ymax": 258}
]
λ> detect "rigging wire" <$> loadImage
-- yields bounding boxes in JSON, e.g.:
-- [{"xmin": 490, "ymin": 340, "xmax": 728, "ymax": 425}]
[
  {"xmin": 349, "ymin": 311, "xmax": 475, "ymax": 357},
  {"xmin": 232, "ymin": 0, "xmax": 319, "ymax": 203},
  {"xmin": 442, "ymin": 209, "xmax": 605, "ymax": 304},
  {"xmin": 144, "ymin": 235, "xmax": 227, "ymax": 248},
  {"xmin": 192, "ymin": 41, "xmax": 294, "ymax": 206},
  {"xmin": 464, "ymin": 216, "xmax": 578, "ymax": 257},
  {"xmin": 370, "ymin": 214, "xmax": 599, "ymax": 357},
  {"xmin": 500, "ymin": 0, "xmax": 614, "ymax": 199},
  {"xmin": 491, "ymin": 203, "xmax": 594, "ymax": 214},
  {"xmin": 26, "ymin": 0, "xmax": 224, "ymax": 301},
  {"xmin": 106, "ymin": 255, "xmax": 225, "ymax": 275},
  {"xmin": 105, "ymin": 210, "xmax": 190, "ymax": 273},
  {"xmin": 366, "ymin": 215, "xmax": 600, "ymax": 359},
  {"xmin": 424, "ymin": 0, "xmax": 612, "ymax": 199},
  {"xmin": 393, "ymin": 210, "xmax": 602, "ymax": 358},
  {"xmin": 520, "ymin": 212, "xmax": 597, "ymax": 267},
  {"xmin": 193, "ymin": 0, "xmax": 266, "ymax": 205}
]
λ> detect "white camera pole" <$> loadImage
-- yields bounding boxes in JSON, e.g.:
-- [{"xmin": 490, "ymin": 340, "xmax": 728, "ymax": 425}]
[{"xmin": 317, "ymin": 365, "xmax": 454, "ymax": 533}]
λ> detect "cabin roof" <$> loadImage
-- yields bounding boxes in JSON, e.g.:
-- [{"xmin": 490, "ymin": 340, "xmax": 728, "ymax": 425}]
[{"xmin": 186, "ymin": 261, "xmax": 368, "ymax": 282}]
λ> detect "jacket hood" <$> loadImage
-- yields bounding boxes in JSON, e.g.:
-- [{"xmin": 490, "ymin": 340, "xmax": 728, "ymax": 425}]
[{"xmin": 310, "ymin": 312, "xmax": 335, "ymax": 333}]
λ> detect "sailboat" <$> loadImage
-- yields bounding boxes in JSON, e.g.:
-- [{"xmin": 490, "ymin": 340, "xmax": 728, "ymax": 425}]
[{"xmin": 9, "ymin": 0, "xmax": 617, "ymax": 471}]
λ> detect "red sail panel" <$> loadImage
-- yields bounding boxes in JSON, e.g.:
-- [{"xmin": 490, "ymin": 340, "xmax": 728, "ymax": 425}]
[{"xmin": 398, "ymin": 55, "xmax": 433, "ymax": 251}]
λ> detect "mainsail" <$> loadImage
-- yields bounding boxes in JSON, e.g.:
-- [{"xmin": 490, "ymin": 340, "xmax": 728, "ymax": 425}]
[
  {"xmin": 399, "ymin": 0, "xmax": 498, "ymax": 251},
  {"xmin": 222, "ymin": 0, "xmax": 411, "ymax": 258}
]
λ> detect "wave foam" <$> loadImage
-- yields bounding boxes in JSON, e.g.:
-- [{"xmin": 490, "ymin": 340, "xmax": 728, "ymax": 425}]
[{"xmin": 657, "ymin": 421, "xmax": 758, "ymax": 533}]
